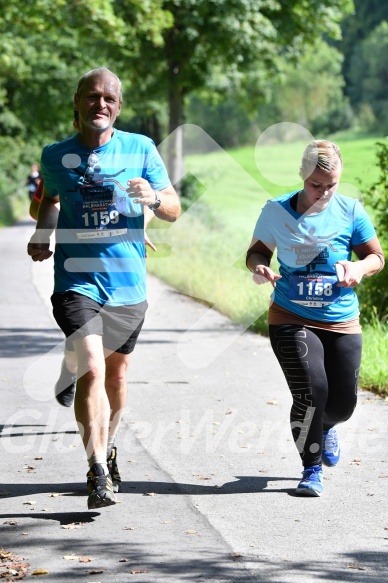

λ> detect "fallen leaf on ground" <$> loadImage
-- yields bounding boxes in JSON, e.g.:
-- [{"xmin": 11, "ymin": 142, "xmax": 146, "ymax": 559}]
[
  {"xmin": 123, "ymin": 527, "xmax": 135, "ymax": 531},
  {"xmin": 0, "ymin": 549, "xmax": 29, "ymax": 580},
  {"xmin": 3, "ymin": 520, "xmax": 18, "ymax": 526},
  {"xmin": 346, "ymin": 563, "xmax": 368, "ymax": 571},
  {"xmin": 119, "ymin": 558, "xmax": 131, "ymax": 562},
  {"xmin": 231, "ymin": 553, "xmax": 242, "ymax": 558},
  {"xmin": 23, "ymin": 501, "xmax": 36, "ymax": 505},
  {"xmin": 61, "ymin": 522, "xmax": 85, "ymax": 529},
  {"xmin": 32, "ymin": 569, "xmax": 49, "ymax": 576},
  {"xmin": 34, "ymin": 457, "xmax": 43, "ymax": 461},
  {"xmin": 49, "ymin": 493, "xmax": 60, "ymax": 498},
  {"xmin": 267, "ymin": 400, "xmax": 278, "ymax": 405},
  {"xmin": 87, "ymin": 569, "xmax": 105, "ymax": 574},
  {"xmin": 79, "ymin": 557, "xmax": 94, "ymax": 563},
  {"xmin": 130, "ymin": 570, "xmax": 149, "ymax": 574},
  {"xmin": 183, "ymin": 530, "xmax": 198, "ymax": 535},
  {"xmin": 63, "ymin": 556, "xmax": 79, "ymax": 561},
  {"xmin": 143, "ymin": 492, "xmax": 156, "ymax": 496}
]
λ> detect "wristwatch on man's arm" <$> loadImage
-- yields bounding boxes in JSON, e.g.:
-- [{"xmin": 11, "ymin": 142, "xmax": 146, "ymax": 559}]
[{"xmin": 148, "ymin": 190, "xmax": 161, "ymax": 210}]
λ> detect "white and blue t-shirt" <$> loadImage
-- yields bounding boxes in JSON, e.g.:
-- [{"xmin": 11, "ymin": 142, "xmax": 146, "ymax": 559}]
[
  {"xmin": 41, "ymin": 130, "xmax": 171, "ymax": 306},
  {"xmin": 253, "ymin": 191, "xmax": 376, "ymax": 322}
]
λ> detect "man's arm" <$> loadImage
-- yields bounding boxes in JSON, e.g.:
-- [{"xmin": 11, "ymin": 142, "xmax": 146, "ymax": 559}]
[
  {"xmin": 27, "ymin": 188, "xmax": 59, "ymax": 262},
  {"xmin": 128, "ymin": 179, "xmax": 181, "ymax": 222}
]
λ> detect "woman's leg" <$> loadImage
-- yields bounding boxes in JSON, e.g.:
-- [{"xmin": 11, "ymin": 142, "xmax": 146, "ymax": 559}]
[
  {"xmin": 269, "ymin": 324, "xmax": 328, "ymax": 468},
  {"xmin": 322, "ymin": 332, "xmax": 362, "ymax": 429}
]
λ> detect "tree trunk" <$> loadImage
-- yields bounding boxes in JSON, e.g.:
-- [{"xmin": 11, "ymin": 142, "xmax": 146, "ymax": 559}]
[{"xmin": 167, "ymin": 84, "xmax": 184, "ymax": 191}]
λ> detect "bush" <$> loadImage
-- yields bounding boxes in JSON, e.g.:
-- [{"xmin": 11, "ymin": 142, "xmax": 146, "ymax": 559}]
[{"xmin": 358, "ymin": 139, "xmax": 388, "ymax": 322}]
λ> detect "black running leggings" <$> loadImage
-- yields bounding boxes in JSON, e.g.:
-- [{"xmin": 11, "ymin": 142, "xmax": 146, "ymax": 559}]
[{"xmin": 269, "ymin": 325, "xmax": 362, "ymax": 467}]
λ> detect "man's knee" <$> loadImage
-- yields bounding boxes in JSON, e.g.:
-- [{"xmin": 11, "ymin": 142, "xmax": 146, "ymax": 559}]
[{"xmin": 105, "ymin": 353, "xmax": 130, "ymax": 386}]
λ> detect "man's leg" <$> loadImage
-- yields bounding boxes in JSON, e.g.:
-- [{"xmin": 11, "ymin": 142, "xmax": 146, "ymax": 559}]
[
  {"xmin": 104, "ymin": 350, "xmax": 130, "ymax": 492},
  {"xmin": 100, "ymin": 300, "xmax": 147, "ymax": 493},
  {"xmin": 73, "ymin": 334, "xmax": 116, "ymax": 509},
  {"xmin": 64, "ymin": 348, "xmax": 77, "ymax": 375},
  {"xmin": 54, "ymin": 346, "xmax": 78, "ymax": 407},
  {"xmin": 73, "ymin": 334, "xmax": 109, "ymax": 460},
  {"xmin": 104, "ymin": 350, "xmax": 130, "ymax": 441}
]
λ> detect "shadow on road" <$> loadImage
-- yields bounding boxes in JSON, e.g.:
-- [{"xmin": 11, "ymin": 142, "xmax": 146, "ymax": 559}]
[{"xmin": 0, "ymin": 475, "xmax": 296, "ymax": 500}]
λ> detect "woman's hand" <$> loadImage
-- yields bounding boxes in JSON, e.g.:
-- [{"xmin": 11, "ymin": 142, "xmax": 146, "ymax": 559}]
[
  {"xmin": 253, "ymin": 265, "xmax": 282, "ymax": 288},
  {"xmin": 335, "ymin": 261, "xmax": 365, "ymax": 288}
]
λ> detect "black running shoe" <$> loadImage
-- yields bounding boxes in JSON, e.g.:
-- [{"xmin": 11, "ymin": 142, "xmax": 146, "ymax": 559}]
[
  {"xmin": 54, "ymin": 358, "xmax": 76, "ymax": 407},
  {"xmin": 107, "ymin": 446, "xmax": 122, "ymax": 493},
  {"xmin": 87, "ymin": 463, "xmax": 116, "ymax": 509}
]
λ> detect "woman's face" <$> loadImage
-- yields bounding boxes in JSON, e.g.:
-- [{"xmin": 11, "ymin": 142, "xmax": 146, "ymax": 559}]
[{"xmin": 302, "ymin": 162, "xmax": 342, "ymax": 211}]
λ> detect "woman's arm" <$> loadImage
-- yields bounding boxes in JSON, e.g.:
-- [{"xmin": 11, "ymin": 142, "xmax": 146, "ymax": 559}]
[
  {"xmin": 246, "ymin": 238, "xmax": 281, "ymax": 287},
  {"xmin": 336, "ymin": 236, "xmax": 385, "ymax": 287}
]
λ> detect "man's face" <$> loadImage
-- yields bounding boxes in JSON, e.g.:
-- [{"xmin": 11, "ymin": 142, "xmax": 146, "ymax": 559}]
[{"xmin": 74, "ymin": 72, "xmax": 122, "ymax": 132}]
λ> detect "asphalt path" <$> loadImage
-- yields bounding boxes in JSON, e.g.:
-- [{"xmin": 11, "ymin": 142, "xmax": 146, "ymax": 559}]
[{"xmin": 0, "ymin": 218, "xmax": 387, "ymax": 582}]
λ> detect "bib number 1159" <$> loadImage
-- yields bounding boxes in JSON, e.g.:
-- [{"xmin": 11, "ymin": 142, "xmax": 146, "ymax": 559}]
[{"xmin": 81, "ymin": 209, "xmax": 120, "ymax": 227}]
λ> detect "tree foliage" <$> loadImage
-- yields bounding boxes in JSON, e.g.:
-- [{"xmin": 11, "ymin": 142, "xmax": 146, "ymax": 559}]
[
  {"xmin": 117, "ymin": 0, "xmax": 352, "ymax": 180},
  {"xmin": 340, "ymin": 0, "xmax": 388, "ymax": 87},
  {"xmin": 0, "ymin": 0, "xmax": 169, "ymax": 222},
  {"xmin": 273, "ymin": 40, "xmax": 353, "ymax": 135},
  {"xmin": 347, "ymin": 22, "xmax": 388, "ymax": 132}
]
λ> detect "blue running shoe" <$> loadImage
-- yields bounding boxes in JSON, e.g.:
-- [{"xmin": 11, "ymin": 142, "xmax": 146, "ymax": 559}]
[
  {"xmin": 322, "ymin": 428, "xmax": 340, "ymax": 467},
  {"xmin": 295, "ymin": 465, "xmax": 323, "ymax": 497}
]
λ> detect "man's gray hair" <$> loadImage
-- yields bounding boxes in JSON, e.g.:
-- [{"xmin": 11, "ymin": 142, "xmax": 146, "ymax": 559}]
[{"xmin": 76, "ymin": 67, "xmax": 122, "ymax": 101}]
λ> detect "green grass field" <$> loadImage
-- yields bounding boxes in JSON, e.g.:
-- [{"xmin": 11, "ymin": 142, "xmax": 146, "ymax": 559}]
[{"xmin": 147, "ymin": 133, "xmax": 387, "ymax": 394}]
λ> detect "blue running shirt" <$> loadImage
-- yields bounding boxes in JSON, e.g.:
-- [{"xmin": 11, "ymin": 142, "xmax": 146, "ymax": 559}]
[
  {"xmin": 253, "ymin": 191, "xmax": 376, "ymax": 322},
  {"xmin": 41, "ymin": 131, "xmax": 171, "ymax": 306}
]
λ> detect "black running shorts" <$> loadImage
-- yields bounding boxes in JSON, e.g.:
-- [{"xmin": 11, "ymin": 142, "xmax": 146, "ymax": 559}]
[{"xmin": 51, "ymin": 291, "xmax": 147, "ymax": 354}]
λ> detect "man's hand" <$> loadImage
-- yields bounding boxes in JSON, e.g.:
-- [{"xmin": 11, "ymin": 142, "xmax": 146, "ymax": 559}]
[
  {"xmin": 144, "ymin": 230, "xmax": 157, "ymax": 254},
  {"xmin": 127, "ymin": 178, "xmax": 157, "ymax": 207},
  {"xmin": 27, "ymin": 242, "xmax": 52, "ymax": 262}
]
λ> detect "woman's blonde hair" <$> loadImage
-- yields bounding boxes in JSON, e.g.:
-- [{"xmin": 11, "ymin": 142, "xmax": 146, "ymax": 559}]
[{"xmin": 300, "ymin": 140, "xmax": 342, "ymax": 180}]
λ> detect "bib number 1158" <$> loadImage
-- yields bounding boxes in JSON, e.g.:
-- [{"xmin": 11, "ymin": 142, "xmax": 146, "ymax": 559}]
[
  {"xmin": 289, "ymin": 275, "xmax": 340, "ymax": 306},
  {"xmin": 297, "ymin": 281, "xmax": 333, "ymax": 297}
]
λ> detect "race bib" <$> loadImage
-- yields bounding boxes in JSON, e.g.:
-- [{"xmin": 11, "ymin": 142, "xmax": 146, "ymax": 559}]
[
  {"xmin": 289, "ymin": 274, "xmax": 341, "ymax": 307},
  {"xmin": 75, "ymin": 185, "xmax": 127, "ymax": 239}
]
